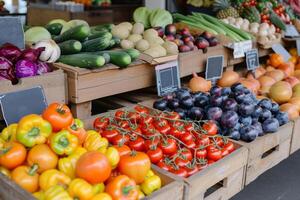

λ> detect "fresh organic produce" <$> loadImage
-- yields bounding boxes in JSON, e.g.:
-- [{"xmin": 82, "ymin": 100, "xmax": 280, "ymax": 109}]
[
  {"xmin": 0, "ymin": 103, "xmax": 163, "ymax": 200},
  {"xmin": 153, "ymin": 84, "xmax": 289, "ymax": 142},
  {"xmin": 93, "ymin": 105, "xmax": 236, "ymax": 178}
]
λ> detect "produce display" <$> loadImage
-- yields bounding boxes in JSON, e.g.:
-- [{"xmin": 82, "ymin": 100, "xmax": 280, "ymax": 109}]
[
  {"xmin": 0, "ymin": 103, "xmax": 163, "ymax": 200},
  {"xmin": 93, "ymin": 106, "xmax": 236, "ymax": 178},
  {"xmin": 0, "ymin": 43, "xmax": 53, "ymax": 83}
]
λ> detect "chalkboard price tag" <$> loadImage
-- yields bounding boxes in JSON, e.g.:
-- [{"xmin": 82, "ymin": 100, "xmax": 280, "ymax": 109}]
[
  {"xmin": 285, "ymin": 25, "xmax": 300, "ymax": 38},
  {"xmin": 271, "ymin": 44, "xmax": 291, "ymax": 62},
  {"xmin": 205, "ymin": 55, "xmax": 224, "ymax": 81},
  {"xmin": 0, "ymin": 17, "xmax": 24, "ymax": 49},
  {"xmin": 245, "ymin": 49, "xmax": 259, "ymax": 71},
  {"xmin": 0, "ymin": 87, "xmax": 47, "ymax": 125},
  {"xmin": 155, "ymin": 60, "xmax": 181, "ymax": 97}
]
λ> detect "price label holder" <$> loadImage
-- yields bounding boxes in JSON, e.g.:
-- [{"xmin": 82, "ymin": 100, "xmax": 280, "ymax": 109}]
[
  {"xmin": 0, "ymin": 17, "xmax": 24, "ymax": 49},
  {"xmin": 245, "ymin": 49, "xmax": 259, "ymax": 71},
  {"xmin": 155, "ymin": 60, "xmax": 181, "ymax": 97},
  {"xmin": 284, "ymin": 25, "xmax": 300, "ymax": 38},
  {"xmin": 226, "ymin": 40, "xmax": 252, "ymax": 59},
  {"xmin": 0, "ymin": 87, "xmax": 47, "ymax": 125},
  {"xmin": 271, "ymin": 43, "xmax": 291, "ymax": 62},
  {"xmin": 205, "ymin": 55, "xmax": 224, "ymax": 85}
]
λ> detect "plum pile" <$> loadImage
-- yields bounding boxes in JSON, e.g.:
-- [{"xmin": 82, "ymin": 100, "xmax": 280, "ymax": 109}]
[{"xmin": 153, "ymin": 83, "xmax": 289, "ymax": 142}]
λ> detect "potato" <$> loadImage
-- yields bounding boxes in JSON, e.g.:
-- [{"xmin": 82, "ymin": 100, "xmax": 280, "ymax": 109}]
[
  {"xmin": 128, "ymin": 34, "xmax": 143, "ymax": 44},
  {"xmin": 162, "ymin": 41, "xmax": 179, "ymax": 55},
  {"xmin": 132, "ymin": 22, "xmax": 144, "ymax": 34},
  {"xmin": 146, "ymin": 36, "xmax": 164, "ymax": 47},
  {"xmin": 118, "ymin": 22, "xmax": 133, "ymax": 32},
  {"xmin": 111, "ymin": 25, "xmax": 130, "ymax": 39},
  {"xmin": 121, "ymin": 40, "xmax": 134, "ymax": 49},
  {"xmin": 135, "ymin": 39, "xmax": 150, "ymax": 51},
  {"xmin": 143, "ymin": 29, "xmax": 158, "ymax": 40},
  {"xmin": 144, "ymin": 48, "xmax": 160, "ymax": 58}
]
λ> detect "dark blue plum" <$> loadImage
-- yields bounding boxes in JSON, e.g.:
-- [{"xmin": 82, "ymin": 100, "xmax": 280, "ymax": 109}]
[
  {"xmin": 221, "ymin": 87, "xmax": 232, "ymax": 96},
  {"xmin": 252, "ymin": 106, "xmax": 263, "ymax": 118},
  {"xmin": 223, "ymin": 98, "xmax": 238, "ymax": 111},
  {"xmin": 222, "ymin": 95, "xmax": 229, "ymax": 102},
  {"xmin": 210, "ymin": 86, "xmax": 222, "ymax": 96},
  {"xmin": 235, "ymin": 93, "xmax": 246, "ymax": 104},
  {"xmin": 238, "ymin": 103, "xmax": 255, "ymax": 117},
  {"xmin": 167, "ymin": 98, "xmax": 180, "ymax": 109},
  {"xmin": 275, "ymin": 112, "xmax": 289, "ymax": 126},
  {"xmin": 174, "ymin": 108, "xmax": 186, "ymax": 119},
  {"xmin": 240, "ymin": 125, "xmax": 258, "ymax": 142},
  {"xmin": 210, "ymin": 95, "xmax": 223, "ymax": 107},
  {"xmin": 228, "ymin": 130, "xmax": 241, "ymax": 140},
  {"xmin": 194, "ymin": 94, "xmax": 210, "ymax": 107},
  {"xmin": 207, "ymin": 107, "xmax": 223, "ymax": 121},
  {"xmin": 259, "ymin": 109, "xmax": 272, "ymax": 122},
  {"xmin": 271, "ymin": 102, "xmax": 280, "ymax": 114},
  {"xmin": 258, "ymin": 99, "xmax": 273, "ymax": 110},
  {"xmin": 192, "ymin": 92, "xmax": 204, "ymax": 101},
  {"xmin": 241, "ymin": 93, "xmax": 255, "ymax": 104},
  {"xmin": 180, "ymin": 96, "xmax": 194, "ymax": 109},
  {"xmin": 252, "ymin": 121, "xmax": 264, "ymax": 136},
  {"xmin": 221, "ymin": 111, "xmax": 239, "ymax": 128},
  {"xmin": 262, "ymin": 118, "xmax": 279, "ymax": 133},
  {"xmin": 188, "ymin": 107, "xmax": 203, "ymax": 120},
  {"xmin": 153, "ymin": 99, "xmax": 168, "ymax": 111},
  {"xmin": 252, "ymin": 117, "xmax": 259, "ymax": 123},
  {"xmin": 231, "ymin": 83, "xmax": 244, "ymax": 93},
  {"xmin": 175, "ymin": 88, "xmax": 191, "ymax": 100},
  {"xmin": 239, "ymin": 116, "xmax": 252, "ymax": 127}
]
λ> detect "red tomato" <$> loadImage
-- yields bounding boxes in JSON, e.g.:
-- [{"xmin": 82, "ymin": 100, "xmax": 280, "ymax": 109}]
[
  {"xmin": 147, "ymin": 147, "xmax": 163, "ymax": 164},
  {"xmin": 128, "ymin": 137, "xmax": 145, "ymax": 151},
  {"xmin": 163, "ymin": 112, "xmax": 180, "ymax": 120},
  {"xmin": 180, "ymin": 132, "xmax": 193, "ymax": 143},
  {"xmin": 172, "ymin": 121, "xmax": 184, "ymax": 127},
  {"xmin": 170, "ymin": 167, "xmax": 188, "ymax": 178},
  {"xmin": 140, "ymin": 123, "xmax": 156, "ymax": 135},
  {"xmin": 144, "ymin": 138, "xmax": 160, "ymax": 151},
  {"xmin": 202, "ymin": 121, "xmax": 218, "ymax": 136},
  {"xmin": 196, "ymin": 134, "xmax": 210, "ymax": 147},
  {"xmin": 184, "ymin": 123, "xmax": 194, "ymax": 132},
  {"xmin": 111, "ymin": 134, "xmax": 129, "ymax": 146},
  {"xmin": 139, "ymin": 115, "xmax": 153, "ymax": 125},
  {"xmin": 185, "ymin": 165, "xmax": 199, "ymax": 177},
  {"xmin": 208, "ymin": 160, "xmax": 215, "ymax": 165},
  {"xmin": 114, "ymin": 110, "xmax": 126, "ymax": 121},
  {"xmin": 221, "ymin": 148, "xmax": 229, "ymax": 157},
  {"xmin": 224, "ymin": 142, "xmax": 235, "ymax": 153},
  {"xmin": 195, "ymin": 148, "xmax": 207, "ymax": 159},
  {"xmin": 181, "ymin": 148, "xmax": 193, "ymax": 161},
  {"xmin": 127, "ymin": 112, "xmax": 140, "ymax": 123},
  {"xmin": 169, "ymin": 126, "xmax": 185, "ymax": 138},
  {"xmin": 159, "ymin": 138, "xmax": 177, "ymax": 155},
  {"xmin": 153, "ymin": 120, "xmax": 170, "ymax": 135},
  {"xmin": 184, "ymin": 140, "xmax": 196, "ymax": 149},
  {"xmin": 134, "ymin": 106, "xmax": 149, "ymax": 114},
  {"xmin": 157, "ymin": 160, "xmax": 171, "ymax": 171},
  {"xmin": 215, "ymin": 137, "xmax": 224, "ymax": 147},
  {"xmin": 93, "ymin": 117, "xmax": 110, "ymax": 130},
  {"xmin": 207, "ymin": 148, "xmax": 222, "ymax": 161},
  {"xmin": 101, "ymin": 129, "xmax": 120, "ymax": 143}
]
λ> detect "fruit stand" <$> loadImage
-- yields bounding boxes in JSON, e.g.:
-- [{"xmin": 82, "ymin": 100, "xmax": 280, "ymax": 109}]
[{"xmin": 2, "ymin": 0, "xmax": 300, "ymax": 200}]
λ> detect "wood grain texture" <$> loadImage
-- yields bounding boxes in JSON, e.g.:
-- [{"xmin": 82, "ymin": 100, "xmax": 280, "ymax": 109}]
[{"xmin": 290, "ymin": 118, "xmax": 300, "ymax": 154}]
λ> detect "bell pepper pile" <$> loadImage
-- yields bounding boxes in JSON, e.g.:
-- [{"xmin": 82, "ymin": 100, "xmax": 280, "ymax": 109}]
[
  {"xmin": 93, "ymin": 105, "xmax": 236, "ymax": 178},
  {"xmin": 0, "ymin": 103, "xmax": 162, "ymax": 200}
]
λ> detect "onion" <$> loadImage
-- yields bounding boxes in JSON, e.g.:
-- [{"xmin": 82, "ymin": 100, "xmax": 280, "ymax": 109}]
[
  {"xmin": 265, "ymin": 70, "xmax": 285, "ymax": 82},
  {"xmin": 189, "ymin": 72, "xmax": 211, "ymax": 93},
  {"xmin": 217, "ymin": 70, "xmax": 239, "ymax": 87},
  {"xmin": 280, "ymin": 103, "xmax": 299, "ymax": 120},
  {"xmin": 20, "ymin": 47, "xmax": 45, "ymax": 62},
  {"xmin": 0, "ymin": 56, "xmax": 17, "ymax": 83},
  {"xmin": 284, "ymin": 76, "xmax": 300, "ymax": 88},
  {"xmin": 288, "ymin": 97, "xmax": 300, "ymax": 112},
  {"xmin": 15, "ymin": 59, "xmax": 38, "ymax": 78},
  {"xmin": 0, "ymin": 43, "xmax": 22, "ymax": 62},
  {"xmin": 258, "ymin": 75, "xmax": 276, "ymax": 87},
  {"xmin": 269, "ymin": 81, "xmax": 292, "ymax": 104},
  {"xmin": 36, "ymin": 61, "xmax": 52, "ymax": 75}
]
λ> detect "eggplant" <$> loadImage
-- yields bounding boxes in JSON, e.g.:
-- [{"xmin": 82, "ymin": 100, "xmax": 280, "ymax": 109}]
[
  {"xmin": 153, "ymin": 99, "xmax": 168, "ymax": 111},
  {"xmin": 262, "ymin": 118, "xmax": 279, "ymax": 133}
]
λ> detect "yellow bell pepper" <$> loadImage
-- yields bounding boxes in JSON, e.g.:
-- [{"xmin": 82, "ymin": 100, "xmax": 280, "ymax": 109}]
[
  {"xmin": 137, "ymin": 189, "xmax": 145, "ymax": 200},
  {"xmin": 105, "ymin": 147, "xmax": 120, "ymax": 169},
  {"xmin": 0, "ymin": 166, "xmax": 11, "ymax": 178},
  {"xmin": 68, "ymin": 178, "xmax": 94, "ymax": 200},
  {"xmin": 84, "ymin": 130, "xmax": 108, "ymax": 151},
  {"xmin": 33, "ymin": 191, "xmax": 45, "ymax": 200},
  {"xmin": 91, "ymin": 193, "xmax": 112, "ymax": 200},
  {"xmin": 58, "ymin": 147, "xmax": 87, "ymax": 179},
  {"xmin": 44, "ymin": 185, "xmax": 72, "ymax": 200},
  {"xmin": 140, "ymin": 174, "xmax": 161, "ymax": 195},
  {"xmin": 1, "ymin": 123, "xmax": 17, "ymax": 142},
  {"xmin": 16, "ymin": 114, "xmax": 52, "ymax": 147},
  {"xmin": 50, "ymin": 130, "xmax": 78, "ymax": 156},
  {"xmin": 93, "ymin": 183, "xmax": 105, "ymax": 195},
  {"xmin": 145, "ymin": 170, "xmax": 155, "ymax": 179},
  {"xmin": 39, "ymin": 169, "xmax": 71, "ymax": 191}
]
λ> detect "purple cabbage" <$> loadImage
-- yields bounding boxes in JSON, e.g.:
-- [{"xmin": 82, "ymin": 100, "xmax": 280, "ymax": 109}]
[
  {"xmin": 20, "ymin": 47, "xmax": 45, "ymax": 62},
  {"xmin": 15, "ymin": 59, "xmax": 37, "ymax": 78},
  {"xmin": 0, "ymin": 56, "xmax": 17, "ymax": 83},
  {"xmin": 0, "ymin": 43, "xmax": 22, "ymax": 62},
  {"xmin": 36, "ymin": 61, "xmax": 52, "ymax": 75}
]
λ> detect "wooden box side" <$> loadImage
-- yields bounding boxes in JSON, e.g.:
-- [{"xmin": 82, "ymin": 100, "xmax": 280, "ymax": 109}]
[{"xmin": 290, "ymin": 118, "xmax": 300, "ymax": 154}]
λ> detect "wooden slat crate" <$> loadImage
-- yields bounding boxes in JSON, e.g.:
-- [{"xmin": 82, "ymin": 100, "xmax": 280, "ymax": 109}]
[
  {"xmin": 0, "ymin": 162, "xmax": 184, "ymax": 200},
  {"xmin": 290, "ymin": 118, "xmax": 300, "ymax": 154},
  {"xmin": 235, "ymin": 122, "xmax": 293, "ymax": 185}
]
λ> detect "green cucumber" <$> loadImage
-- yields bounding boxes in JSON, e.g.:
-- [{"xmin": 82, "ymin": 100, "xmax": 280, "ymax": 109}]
[
  {"xmin": 123, "ymin": 49, "xmax": 140, "ymax": 61},
  {"xmin": 54, "ymin": 25, "xmax": 90, "ymax": 43},
  {"xmin": 94, "ymin": 50, "xmax": 132, "ymax": 68},
  {"xmin": 82, "ymin": 32, "xmax": 112, "ymax": 52},
  {"xmin": 101, "ymin": 53, "xmax": 110, "ymax": 64},
  {"xmin": 270, "ymin": 11, "xmax": 286, "ymax": 31},
  {"xmin": 58, "ymin": 54, "xmax": 105, "ymax": 69},
  {"xmin": 87, "ymin": 31, "xmax": 111, "ymax": 40},
  {"xmin": 58, "ymin": 40, "xmax": 82, "ymax": 55},
  {"xmin": 45, "ymin": 23, "xmax": 63, "ymax": 35}
]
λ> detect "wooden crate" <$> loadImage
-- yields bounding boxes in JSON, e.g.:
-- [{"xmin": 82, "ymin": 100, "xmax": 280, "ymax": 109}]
[
  {"xmin": 0, "ymin": 165, "xmax": 183, "ymax": 200},
  {"xmin": 290, "ymin": 118, "xmax": 300, "ymax": 154},
  {"xmin": 235, "ymin": 122, "xmax": 293, "ymax": 185},
  {"xmin": 152, "ymin": 144, "xmax": 248, "ymax": 200},
  {"xmin": 0, "ymin": 69, "xmax": 66, "ymax": 104}
]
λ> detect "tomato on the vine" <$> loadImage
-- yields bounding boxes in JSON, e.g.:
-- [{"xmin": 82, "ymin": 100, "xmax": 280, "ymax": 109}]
[
  {"xmin": 111, "ymin": 134, "xmax": 130, "ymax": 146},
  {"xmin": 174, "ymin": 156, "xmax": 190, "ymax": 167},
  {"xmin": 128, "ymin": 137, "xmax": 145, "ymax": 151},
  {"xmin": 134, "ymin": 106, "xmax": 149, "ymax": 114},
  {"xmin": 207, "ymin": 147, "xmax": 222, "ymax": 161},
  {"xmin": 181, "ymin": 148, "xmax": 193, "ymax": 161},
  {"xmin": 140, "ymin": 123, "xmax": 156, "ymax": 135},
  {"xmin": 93, "ymin": 117, "xmax": 110, "ymax": 131},
  {"xmin": 195, "ymin": 148, "xmax": 207, "ymax": 159},
  {"xmin": 153, "ymin": 120, "xmax": 170, "ymax": 135},
  {"xmin": 101, "ymin": 128, "xmax": 120, "ymax": 143},
  {"xmin": 163, "ymin": 112, "xmax": 180, "ymax": 121},
  {"xmin": 127, "ymin": 112, "xmax": 140, "ymax": 123},
  {"xmin": 224, "ymin": 141, "xmax": 235, "ymax": 153},
  {"xmin": 221, "ymin": 148, "xmax": 229, "ymax": 157},
  {"xmin": 169, "ymin": 126, "xmax": 185, "ymax": 138},
  {"xmin": 184, "ymin": 140, "xmax": 196, "ymax": 149},
  {"xmin": 157, "ymin": 160, "xmax": 172, "ymax": 171},
  {"xmin": 139, "ymin": 115, "xmax": 153, "ymax": 125},
  {"xmin": 147, "ymin": 147, "xmax": 163, "ymax": 164},
  {"xmin": 180, "ymin": 132, "xmax": 193, "ymax": 143},
  {"xmin": 184, "ymin": 123, "xmax": 194, "ymax": 132},
  {"xmin": 185, "ymin": 165, "xmax": 199, "ymax": 176},
  {"xmin": 114, "ymin": 110, "xmax": 126, "ymax": 121},
  {"xmin": 202, "ymin": 121, "xmax": 218, "ymax": 136},
  {"xmin": 208, "ymin": 160, "xmax": 215, "ymax": 165},
  {"xmin": 214, "ymin": 137, "xmax": 224, "ymax": 147},
  {"xmin": 159, "ymin": 138, "xmax": 177, "ymax": 155},
  {"xmin": 170, "ymin": 167, "xmax": 188, "ymax": 178},
  {"xmin": 196, "ymin": 134, "xmax": 210, "ymax": 147},
  {"xmin": 144, "ymin": 138, "xmax": 160, "ymax": 151}
]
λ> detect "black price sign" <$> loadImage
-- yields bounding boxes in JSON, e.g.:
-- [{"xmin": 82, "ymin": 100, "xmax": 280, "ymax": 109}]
[
  {"xmin": 271, "ymin": 44, "xmax": 291, "ymax": 62},
  {"xmin": 245, "ymin": 49, "xmax": 259, "ymax": 71},
  {"xmin": 0, "ymin": 17, "xmax": 24, "ymax": 49},
  {"xmin": 0, "ymin": 87, "xmax": 47, "ymax": 125},
  {"xmin": 205, "ymin": 55, "xmax": 224, "ymax": 81},
  {"xmin": 155, "ymin": 60, "xmax": 181, "ymax": 97}
]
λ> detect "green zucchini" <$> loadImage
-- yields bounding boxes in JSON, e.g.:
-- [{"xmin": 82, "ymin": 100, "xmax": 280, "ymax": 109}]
[
  {"xmin": 45, "ymin": 23, "xmax": 63, "ymax": 35},
  {"xmin": 82, "ymin": 32, "xmax": 112, "ymax": 52},
  {"xmin": 58, "ymin": 40, "xmax": 82, "ymax": 55},
  {"xmin": 87, "ymin": 31, "xmax": 111, "ymax": 40},
  {"xmin": 270, "ymin": 11, "xmax": 286, "ymax": 31},
  {"xmin": 58, "ymin": 54, "xmax": 105, "ymax": 69},
  {"xmin": 94, "ymin": 50, "xmax": 132, "ymax": 68},
  {"xmin": 54, "ymin": 25, "xmax": 90, "ymax": 43}
]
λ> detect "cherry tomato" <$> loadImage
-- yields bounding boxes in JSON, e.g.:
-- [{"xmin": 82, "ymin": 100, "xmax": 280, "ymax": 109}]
[
  {"xmin": 93, "ymin": 117, "xmax": 110, "ymax": 131},
  {"xmin": 195, "ymin": 148, "xmax": 207, "ymax": 159},
  {"xmin": 184, "ymin": 140, "xmax": 196, "ymax": 149},
  {"xmin": 154, "ymin": 120, "xmax": 170, "ymax": 134},
  {"xmin": 180, "ymin": 132, "xmax": 193, "ymax": 143},
  {"xmin": 170, "ymin": 167, "xmax": 188, "ymax": 178},
  {"xmin": 169, "ymin": 126, "xmax": 185, "ymax": 138},
  {"xmin": 184, "ymin": 123, "xmax": 194, "ymax": 132},
  {"xmin": 147, "ymin": 147, "xmax": 163, "ymax": 164},
  {"xmin": 174, "ymin": 157, "xmax": 190, "ymax": 167},
  {"xmin": 118, "ymin": 120, "xmax": 130, "ymax": 129},
  {"xmin": 111, "ymin": 134, "xmax": 129, "ymax": 146},
  {"xmin": 172, "ymin": 121, "xmax": 184, "ymax": 127},
  {"xmin": 160, "ymin": 138, "xmax": 177, "ymax": 155},
  {"xmin": 134, "ymin": 106, "xmax": 149, "ymax": 114},
  {"xmin": 128, "ymin": 137, "xmax": 145, "ymax": 151},
  {"xmin": 114, "ymin": 110, "xmax": 126, "ymax": 121},
  {"xmin": 139, "ymin": 115, "xmax": 153, "ymax": 125},
  {"xmin": 181, "ymin": 148, "xmax": 193, "ymax": 161},
  {"xmin": 185, "ymin": 165, "xmax": 199, "ymax": 177},
  {"xmin": 214, "ymin": 137, "xmax": 224, "ymax": 147},
  {"xmin": 224, "ymin": 141, "xmax": 235, "ymax": 153},
  {"xmin": 221, "ymin": 148, "xmax": 229, "ymax": 157},
  {"xmin": 128, "ymin": 125, "xmax": 142, "ymax": 137},
  {"xmin": 140, "ymin": 123, "xmax": 156, "ymax": 135},
  {"xmin": 196, "ymin": 134, "xmax": 210, "ymax": 147},
  {"xmin": 157, "ymin": 160, "xmax": 171, "ymax": 171},
  {"xmin": 127, "ymin": 112, "xmax": 140, "ymax": 123},
  {"xmin": 202, "ymin": 121, "xmax": 218, "ymax": 136},
  {"xmin": 208, "ymin": 160, "xmax": 215, "ymax": 165},
  {"xmin": 144, "ymin": 138, "xmax": 160, "ymax": 151},
  {"xmin": 163, "ymin": 112, "xmax": 180, "ymax": 120},
  {"xmin": 101, "ymin": 128, "xmax": 120, "ymax": 143},
  {"xmin": 207, "ymin": 148, "xmax": 222, "ymax": 161}
]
